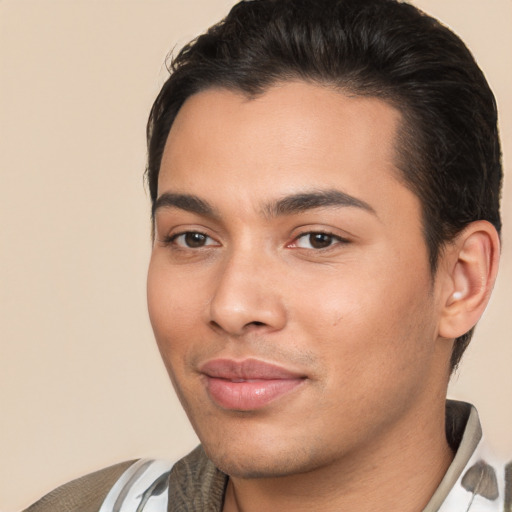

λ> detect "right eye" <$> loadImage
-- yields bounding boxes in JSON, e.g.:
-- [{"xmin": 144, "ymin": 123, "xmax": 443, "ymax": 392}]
[{"xmin": 167, "ymin": 231, "xmax": 218, "ymax": 248}]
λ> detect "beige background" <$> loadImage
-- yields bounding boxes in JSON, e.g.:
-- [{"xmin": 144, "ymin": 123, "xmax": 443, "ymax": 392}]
[{"xmin": 0, "ymin": 1, "xmax": 511, "ymax": 510}]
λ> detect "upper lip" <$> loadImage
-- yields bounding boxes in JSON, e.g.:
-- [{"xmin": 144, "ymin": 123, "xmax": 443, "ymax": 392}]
[{"xmin": 199, "ymin": 358, "xmax": 305, "ymax": 380}]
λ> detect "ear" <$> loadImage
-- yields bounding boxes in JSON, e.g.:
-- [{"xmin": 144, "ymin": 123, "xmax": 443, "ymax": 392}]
[{"xmin": 438, "ymin": 221, "xmax": 500, "ymax": 339}]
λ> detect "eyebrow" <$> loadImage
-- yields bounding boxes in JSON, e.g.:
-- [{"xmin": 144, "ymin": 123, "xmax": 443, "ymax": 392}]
[
  {"xmin": 152, "ymin": 192, "xmax": 218, "ymax": 218},
  {"xmin": 265, "ymin": 190, "xmax": 376, "ymax": 217},
  {"xmin": 152, "ymin": 189, "xmax": 376, "ymax": 219}
]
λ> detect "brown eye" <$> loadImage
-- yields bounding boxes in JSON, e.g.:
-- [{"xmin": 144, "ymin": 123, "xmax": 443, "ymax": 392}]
[
  {"xmin": 184, "ymin": 232, "xmax": 208, "ymax": 247},
  {"xmin": 308, "ymin": 233, "xmax": 334, "ymax": 249},
  {"xmin": 169, "ymin": 231, "xmax": 217, "ymax": 248},
  {"xmin": 291, "ymin": 231, "xmax": 348, "ymax": 250}
]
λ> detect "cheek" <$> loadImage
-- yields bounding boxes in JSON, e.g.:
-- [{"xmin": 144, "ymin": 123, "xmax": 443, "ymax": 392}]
[
  {"xmin": 290, "ymin": 259, "xmax": 434, "ymax": 374},
  {"xmin": 288, "ymin": 261, "xmax": 395, "ymax": 336},
  {"xmin": 147, "ymin": 257, "xmax": 203, "ymax": 361}
]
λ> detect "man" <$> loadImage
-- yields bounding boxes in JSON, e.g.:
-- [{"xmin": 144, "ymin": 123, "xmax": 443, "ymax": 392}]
[{"xmin": 24, "ymin": 0, "xmax": 508, "ymax": 510}]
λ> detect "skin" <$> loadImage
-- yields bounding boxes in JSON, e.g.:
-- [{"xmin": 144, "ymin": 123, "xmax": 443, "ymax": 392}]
[{"xmin": 147, "ymin": 81, "xmax": 458, "ymax": 511}]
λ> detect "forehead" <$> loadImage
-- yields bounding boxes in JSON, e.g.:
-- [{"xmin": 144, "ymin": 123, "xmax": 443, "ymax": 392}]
[
  {"xmin": 165, "ymin": 82, "xmax": 401, "ymax": 171},
  {"xmin": 158, "ymin": 81, "xmax": 413, "ymax": 223}
]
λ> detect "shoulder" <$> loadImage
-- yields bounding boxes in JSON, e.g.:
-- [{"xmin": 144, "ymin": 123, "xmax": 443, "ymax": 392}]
[
  {"xmin": 22, "ymin": 460, "xmax": 138, "ymax": 512},
  {"xmin": 22, "ymin": 448, "xmax": 227, "ymax": 512},
  {"xmin": 168, "ymin": 446, "xmax": 228, "ymax": 510},
  {"xmin": 90, "ymin": 447, "xmax": 226, "ymax": 511}
]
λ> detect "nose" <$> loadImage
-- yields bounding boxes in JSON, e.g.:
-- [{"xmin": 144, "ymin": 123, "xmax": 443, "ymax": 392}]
[{"xmin": 208, "ymin": 251, "xmax": 287, "ymax": 336}]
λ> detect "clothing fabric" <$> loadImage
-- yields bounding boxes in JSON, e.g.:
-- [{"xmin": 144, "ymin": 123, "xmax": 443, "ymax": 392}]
[
  {"xmin": 98, "ymin": 459, "xmax": 175, "ymax": 512},
  {"xmin": 431, "ymin": 402, "xmax": 511, "ymax": 512},
  {"xmin": 23, "ymin": 461, "xmax": 137, "ymax": 512},
  {"xmin": 23, "ymin": 401, "xmax": 511, "ymax": 512}
]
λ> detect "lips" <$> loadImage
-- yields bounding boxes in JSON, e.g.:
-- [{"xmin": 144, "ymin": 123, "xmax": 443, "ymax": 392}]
[{"xmin": 199, "ymin": 358, "xmax": 306, "ymax": 411}]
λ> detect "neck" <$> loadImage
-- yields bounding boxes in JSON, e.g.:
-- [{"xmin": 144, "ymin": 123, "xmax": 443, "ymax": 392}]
[{"xmin": 223, "ymin": 399, "xmax": 454, "ymax": 512}]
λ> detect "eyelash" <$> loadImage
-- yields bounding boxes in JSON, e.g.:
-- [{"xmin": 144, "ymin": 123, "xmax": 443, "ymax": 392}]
[
  {"xmin": 161, "ymin": 230, "xmax": 349, "ymax": 251},
  {"xmin": 161, "ymin": 231, "xmax": 218, "ymax": 249},
  {"xmin": 289, "ymin": 231, "xmax": 350, "ymax": 250}
]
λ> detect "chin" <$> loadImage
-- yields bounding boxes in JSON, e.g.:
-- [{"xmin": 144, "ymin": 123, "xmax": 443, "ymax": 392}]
[{"xmin": 202, "ymin": 439, "xmax": 328, "ymax": 479}]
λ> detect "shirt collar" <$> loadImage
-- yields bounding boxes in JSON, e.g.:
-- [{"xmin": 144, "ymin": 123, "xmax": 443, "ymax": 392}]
[{"xmin": 425, "ymin": 400, "xmax": 509, "ymax": 512}]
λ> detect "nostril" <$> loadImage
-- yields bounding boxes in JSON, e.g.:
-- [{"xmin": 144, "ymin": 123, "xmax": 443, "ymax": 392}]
[
  {"xmin": 208, "ymin": 318, "xmax": 269, "ymax": 336},
  {"xmin": 209, "ymin": 320, "xmax": 223, "ymax": 332}
]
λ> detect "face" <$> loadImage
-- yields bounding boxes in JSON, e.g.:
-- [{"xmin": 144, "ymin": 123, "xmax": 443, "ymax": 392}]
[{"xmin": 147, "ymin": 82, "xmax": 451, "ymax": 479}]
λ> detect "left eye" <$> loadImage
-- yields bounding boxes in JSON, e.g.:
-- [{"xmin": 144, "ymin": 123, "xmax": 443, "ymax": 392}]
[
  {"xmin": 292, "ymin": 232, "xmax": 344, "ymax": 249},
  {"xmin": 171, "ymin": 232, "xmax": 217, "ymax": 248}
]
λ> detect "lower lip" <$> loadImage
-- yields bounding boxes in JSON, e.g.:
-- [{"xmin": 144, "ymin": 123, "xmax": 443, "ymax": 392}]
[{"xmin": 204, "ymin": 377, "xmax": 304, "ymax": 411}]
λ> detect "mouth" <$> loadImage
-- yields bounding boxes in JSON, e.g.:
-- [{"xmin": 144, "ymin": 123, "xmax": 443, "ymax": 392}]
[{"xmin": 199, "ymin": 358, "xmax": 307, "ymax": 411}]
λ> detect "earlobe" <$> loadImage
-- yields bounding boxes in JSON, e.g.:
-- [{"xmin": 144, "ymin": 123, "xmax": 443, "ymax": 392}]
[{"xmin": 438, "ymin": 221, "xmax": 500, "ymax": 339}]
